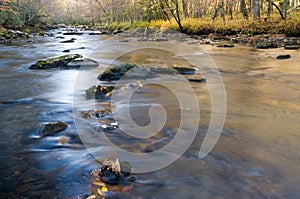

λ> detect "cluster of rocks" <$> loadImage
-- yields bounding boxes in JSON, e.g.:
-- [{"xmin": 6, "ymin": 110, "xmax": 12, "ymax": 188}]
[{"xmin": 0, "ymin": 30, "xmax": 29, "ymax": 43}]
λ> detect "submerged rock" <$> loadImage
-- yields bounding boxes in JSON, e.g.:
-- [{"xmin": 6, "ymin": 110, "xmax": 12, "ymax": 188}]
[
  {"xmin": 66, "ymin": 57, "xmax": 99, "ymax": 68},
  {"xmin": 42, "ymin": 121, "xmax": 68, "ymax": 136},
  {"xmin": 98, "ymin": 63, "xmax": 156, "ymax": 81},
  {"xmin": 86, "ymin": 85, "xmax": 115, "ymax": 99},
  {"xmin": 63, "ymin": 32, "xmax": 83, "ymax": 35},
  {"xmin": 284, "ymin": 45, "xmax": 299, "ymax": 50},
  {"xmin": 276, "ymin": 54, "xmax": 291, "ymax": 60},
  {"xmin": 92, "ymin": 159, "xmax": 133, "ymax": 184},
  {"xmin": 29, "ymin": 54, "xmax": 83, "ymax": 69}
]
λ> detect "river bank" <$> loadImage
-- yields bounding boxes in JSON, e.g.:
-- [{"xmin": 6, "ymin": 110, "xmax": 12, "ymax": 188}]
[{"xmin": 1, "ymin": 15, "xmax": 300, "ymax": 46}]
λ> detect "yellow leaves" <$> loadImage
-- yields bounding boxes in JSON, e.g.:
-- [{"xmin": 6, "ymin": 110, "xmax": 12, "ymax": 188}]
[
  {"xmin": 97, "ymin": 186, "xmax": 109, "ymax": 197},
  {"xmin": 101, "ymin": 186, "xmax": 108, "ymax": 192}
]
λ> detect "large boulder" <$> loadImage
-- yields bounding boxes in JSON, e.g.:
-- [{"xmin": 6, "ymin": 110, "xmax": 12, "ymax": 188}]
[
  {"xmin": 29, "ymin": 54, "xmax": 83, "ymax": 69},
  {"xmin": 97, "ymin": 63, "xmax": 156, "ymax": 81}
]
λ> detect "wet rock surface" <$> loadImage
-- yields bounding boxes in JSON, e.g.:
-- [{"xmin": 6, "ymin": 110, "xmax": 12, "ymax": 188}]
[
  {"xmin": 41, "ymin": 121, "xmax": 68, "ymax": 136},
  {"xmin": 97, "ymin": 63, "xmax": 157, "ymax": 81},
  {"xmin": 276, "ymin": 54, "xmax": 291, "ymax": 60},
  {"xmin": 29, "ymin": 54, "xmax": 98, "ymax": 69},
  {"xmin": 89, "ymin": 159, "xmax": 135, "ymax": 198},
  {"xmin": 86, "ymin": 85, "xmax": 115, "ymax": 100}
]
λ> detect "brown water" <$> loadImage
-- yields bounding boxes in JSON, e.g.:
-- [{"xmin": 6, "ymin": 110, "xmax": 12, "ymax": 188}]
[{"xmin": 0, "ymin": 29, "xmax": 300, "ymax": 198}]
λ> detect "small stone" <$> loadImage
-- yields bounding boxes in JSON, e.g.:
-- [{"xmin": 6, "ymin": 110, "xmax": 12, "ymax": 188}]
[{"xmin": 42, "ymin": 121, "xmax": 68, "ymax": 136}]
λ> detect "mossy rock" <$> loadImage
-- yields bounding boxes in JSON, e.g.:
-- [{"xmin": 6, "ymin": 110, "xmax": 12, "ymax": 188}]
[
  {"xmin": 98, "ymin": 63, "xmax": 156, "ymax": 81},
  {"xmin": 29, "ymin": 54, "xmax": 83, "ymax": 69}
]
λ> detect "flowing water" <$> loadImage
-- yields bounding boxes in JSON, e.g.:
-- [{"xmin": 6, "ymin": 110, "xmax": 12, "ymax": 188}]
[{"xmin": 0, "ymin": 29, "xmax": 300, "ymax": 198}]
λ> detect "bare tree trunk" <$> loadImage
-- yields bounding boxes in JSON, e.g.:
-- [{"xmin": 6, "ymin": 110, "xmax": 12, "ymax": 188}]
[
  {"xmin": 252, "ymin": 0, "xmax": 260, "ymax": 20},
  {"xmin": 282, "ymin": 0, "xmax": 288, "ymax": 19},
  {"xmin": 240, "ymin": 0, "xmax": 248, "ymax": 19},
  {"xmin": 267, "ymin": 0, "xmax": 272, "ymax": 19}
]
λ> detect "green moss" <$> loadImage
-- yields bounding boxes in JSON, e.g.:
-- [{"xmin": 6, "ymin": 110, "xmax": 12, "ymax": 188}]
[{"xmin": 30, "ymin": 54, "xmax": 83, "ymax": 69}]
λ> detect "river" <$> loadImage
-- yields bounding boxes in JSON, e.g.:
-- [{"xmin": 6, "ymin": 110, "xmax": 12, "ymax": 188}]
[{"xmin": 0, "ymin": 29, "xmax": 300, "ymax": 198}]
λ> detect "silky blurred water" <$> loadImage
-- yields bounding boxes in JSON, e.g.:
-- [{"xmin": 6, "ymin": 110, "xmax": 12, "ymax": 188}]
[{"xmin": 0, "ymin": 29, "xmax": 300, "ymax": 198}]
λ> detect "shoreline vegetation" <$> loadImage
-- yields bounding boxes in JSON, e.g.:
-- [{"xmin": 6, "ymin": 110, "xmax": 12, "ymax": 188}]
[
  {"xmin": 1, "ymin": 0, "xmax": 300, "ymax": 44},
  {"xmin": 1, "ymin": 15, "xmax": 300, "ymax": 46}
]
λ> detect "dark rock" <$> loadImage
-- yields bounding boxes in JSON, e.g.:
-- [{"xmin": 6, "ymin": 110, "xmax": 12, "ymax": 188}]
[
  {"xmin": 89, "ymin": 31, "xmax": 106, "ymax": 35},
  {"xmin": 42, "ymin": 121, "xmax": 68, "ymax": 136},
  {"xmin": 113, "ymin": 30, "xmax": 123, "ymax": 35},
  {"xmin": 56, "ymin": 36, "xmax": 65, "ymax": 39},
  {"xmin": 60, "ymin": 38, "xmax": 76, "ymax": 43},
  {"xmin": 92, "ymin": 159, "xmax": 133, "ymax": 185},
  {"xmin": 97, "ymin": 63, "xmax": 156, "ymax": 81},
  {"xmin": 188, "ymin": 78, "xmax": 206, "ymax": 83},
  {"xmin": 256, "ymin": 41, "xmax": 278, "ymax": 49},
  {"xmin": 216, "ymin": 43, "xmax": 235, "ymax": 48},
  {"xmin": 29, "ymin": 54, "xmax": 83, "ymax": 69},
  {"xmin": 63, "ymin": 50, "xmax": 70, "ymax": 53},
  {"xmin": 46, "ymin": 33, "xmax": 55, "ymax": 37},
  {"xmin": 276, "ymin": 54, "xmax": 291, "ymax": 60},
  {"xmin": 86, "ymin": 85, "xmax": 114, "ymax": 99},
  {"xmin": 284, "ymin": 45, "xmax": 299, "ymax": 50}
]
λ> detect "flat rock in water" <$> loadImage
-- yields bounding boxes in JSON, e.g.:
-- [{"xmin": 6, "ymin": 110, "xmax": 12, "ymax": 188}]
[
  {"xmin": 42, "ymin": 121, "xmax": 68, "ymax": 136},
  {"xmin": 89, "ymin": 31, "xmax": 106, "ymax": 35},
  {"xmin": 98, "ymin": 63, "xmax": 156, "ymax": 81},
  {"xmin": 29, "ymin": 54, "xmax": 83, "ymax": 69},
  {"xmin": 276, "ymin": 54, "xmax": 291, "ymax": 60},
  {"xmin": 66, "ymin": 57, "xmax": 98, "ymax": 68},
  {"xmin": 60, "ymin": 39, "xmax": 75, "ymax": 43},
  {"xmin": 284, "ymin": 45, "xmax": 299, "ymax": 50}
]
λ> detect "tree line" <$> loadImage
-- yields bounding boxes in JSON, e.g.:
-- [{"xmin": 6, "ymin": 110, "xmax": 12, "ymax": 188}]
[{"xmin": 1, "ymin": 0, "xmax": 299, "ymax": 30}]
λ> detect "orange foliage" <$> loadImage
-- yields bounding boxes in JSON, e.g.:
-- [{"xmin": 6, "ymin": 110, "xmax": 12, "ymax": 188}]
[{"xmin": 0, "ymin": 0, "xmax": 16, "ymax": 13}]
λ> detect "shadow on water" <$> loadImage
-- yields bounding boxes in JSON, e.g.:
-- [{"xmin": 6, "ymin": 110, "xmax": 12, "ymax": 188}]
[{"xmin": 0, "ymin": 29, "xmax": 300, "ymax": 198}]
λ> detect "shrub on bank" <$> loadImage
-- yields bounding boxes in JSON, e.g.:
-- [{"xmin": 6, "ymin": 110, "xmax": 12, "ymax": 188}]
[{"xmin": 107, "ymin": 14, "xmax": 300, "ymax": 37}]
